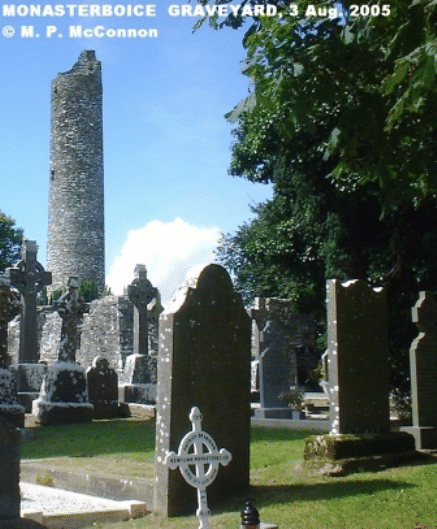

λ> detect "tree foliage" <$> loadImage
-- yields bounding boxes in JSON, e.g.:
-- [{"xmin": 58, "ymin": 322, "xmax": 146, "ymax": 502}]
[
  {"xmin": 199, "ymin": 0, "xmax": 437, "ymax": 402},
  {"xmin": 0, "ymin": 212, "xmax": 23, "ymax": 272}
]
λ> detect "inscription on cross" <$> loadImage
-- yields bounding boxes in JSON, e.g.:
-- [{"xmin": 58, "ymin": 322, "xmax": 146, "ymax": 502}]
[
  {"xmin": 163, "ymin": 407, "xmax": 232, "ymax": 529},
  {"xmin": 6, "ymin": 240, "xmax": 52, "ymax": 363},
  {"xmin": 128, "ymin": 264, "xmax": 157, "ymax": 355}
]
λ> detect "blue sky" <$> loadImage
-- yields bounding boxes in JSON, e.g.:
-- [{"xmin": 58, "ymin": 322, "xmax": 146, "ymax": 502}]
[{"xmin": 0, "ymin": 4, "xmax": 272, "ymax": 304}]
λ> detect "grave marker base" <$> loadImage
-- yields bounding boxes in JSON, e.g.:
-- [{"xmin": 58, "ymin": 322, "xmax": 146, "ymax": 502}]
[
  {"xmin": 401, "ymin": 425, "xmax": 437, "ymax": 450},
  {"xmin": 32, "ymin": 364, "xmax": 93, "ymax": 425},
  {"xmin": 0, "ymin": 519, "xmax": 48, "ymax": 528},
  {"xmin": 303, "ymin": 431, "xmax": 418, "ymax": 476}
]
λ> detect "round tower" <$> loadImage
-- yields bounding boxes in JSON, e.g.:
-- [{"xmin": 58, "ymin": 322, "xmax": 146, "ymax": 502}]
[{"xmin": 47, "ymin": 50, "xmax": 105, "ymax": 295}]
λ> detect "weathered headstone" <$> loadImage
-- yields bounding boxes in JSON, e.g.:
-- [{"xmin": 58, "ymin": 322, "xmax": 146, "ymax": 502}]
[
  {"xmin": 0, "ymin": 408, "xmax": 49, "ymax": 529},
  {"xmin": 32, "ymin": 278, "xmax": 93, "ymax": 425},
  {"xmin": 6, "ymin": 240, "xmax": 52, "ymax": 364},
  {"xmin": 86, "ymin": 356, "xmax": 119, "ymax": 419},
  {"xmin": 304, "ymin": 279, "xmax": 415, "ymax": 475},
  {"xmin": 0, "ymin": 415, "xmax": 20, "ymax": 520},
  {"xmin": 248, "ymin": 297, "xmax": 317, "ymax": 392},
  {"xmin": 254, "ymin": 320, "xmax": 292, "ymax": 419},
  {"xmin": 120, "ymin": 265, "xmax": 160, "ymax": 405},
  {"xmin": 327, "ymin": 279, "xmax": 390, "ymax": 434},
  {"xmin": 403, "ymin": 291, "xmax": 437, "ymax": 449},
  {"xmin": 155, "ymin": 264, "xmax": 251, "ymax": 517},
  {"xmin": 0, "ymin": 279, "xmax": 25, "ymax": 427}
]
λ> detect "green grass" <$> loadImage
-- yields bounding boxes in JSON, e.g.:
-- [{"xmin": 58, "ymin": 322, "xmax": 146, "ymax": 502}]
[{"xmin": 21, "ymin": 420, "xmax": 437, "ymax": 528}]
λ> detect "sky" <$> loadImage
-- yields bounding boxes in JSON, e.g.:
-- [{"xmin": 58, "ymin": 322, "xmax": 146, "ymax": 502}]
[{"xmin": 0, "ymin": 3, "xmax": 273, "ymax": 306}]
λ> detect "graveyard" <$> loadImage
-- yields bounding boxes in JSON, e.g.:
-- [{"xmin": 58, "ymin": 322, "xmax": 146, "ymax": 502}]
[
  {"xmin": 2, "ymin": 29, "xmax": 437, "ymax": 528},
  {"xmin": 2, "ymin": 246, "xmax": 437, "ymax": 528},
  {"xmin": 15, "ymin": 417, "xmax": 437, "ymax": 528}
]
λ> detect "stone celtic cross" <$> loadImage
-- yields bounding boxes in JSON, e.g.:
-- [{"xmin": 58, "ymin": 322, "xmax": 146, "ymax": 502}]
[
  {"xmin": 54, "ymin": 277, "xmax": 89, "ymax": 362},
  {"xmin": 6, "ymin": 240, "xmax": 52, "ymax": 363},
  {"xmin": 128, "ymin": 264, "xmax": 157, "ymax": 356},
  {"xmin": 163, "ymin": 407, "xmax": 232, "ymax": 529}
]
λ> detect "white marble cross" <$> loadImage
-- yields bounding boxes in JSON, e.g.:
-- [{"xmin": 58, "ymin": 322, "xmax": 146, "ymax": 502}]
[{"xmin": 163, "ymin": 406, "xmax": 232, "ymax": 529}]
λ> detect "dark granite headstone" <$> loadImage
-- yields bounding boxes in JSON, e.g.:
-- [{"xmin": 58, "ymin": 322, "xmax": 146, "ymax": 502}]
[
  {"xmin": 403, "ymin": 291, "xmax": 437, "ymax": 449},
  {"xmin": 0, "ymin": 415, "xmax": 20, "ymax": 520},
  {"xmin": 0, "ymin": 416, "xmax": 48, "ymax": 528},
  {"xmin": 326, "ymin": 279, "xmax": 390, "ymax": 434},
  {"xmin": 255, "ymin": 321, "xmax": 292, "ymax": 418},
  {"xmin": 86, "ymin": 356, "xmax": 119, "ymax": 418},
  {"xmin": 5, "ymin": 240, "xmax": 51, "ymax": 364},
  {"xmin": 155, "ymin": 264, "xmax": 251, "ymax": 517}
]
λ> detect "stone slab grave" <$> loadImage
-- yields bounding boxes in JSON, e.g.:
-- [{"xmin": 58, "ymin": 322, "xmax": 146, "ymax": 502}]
[
  {"xmin": 32, "ymin": 277, "xmax": 93, "ymax": 425},
  {"xmin": 304, "ymin": 279, "xmax": 416, "ymax": 475},
  {"xmin": 119, "ymin": 264, "xmax": 160, "ymax": 405},
  {"xmin": 155, "ymin": 263, "xmax": 251, "ymax": 517},
  {"xmin": 402, "ymin": 291, "xmax": 437, "ymax": 449}
]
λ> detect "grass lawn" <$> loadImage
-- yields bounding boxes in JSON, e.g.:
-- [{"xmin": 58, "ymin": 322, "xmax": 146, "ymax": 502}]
[{"xmin": 21, "ymin": 419, "xmax": 437, "ymax": 529}]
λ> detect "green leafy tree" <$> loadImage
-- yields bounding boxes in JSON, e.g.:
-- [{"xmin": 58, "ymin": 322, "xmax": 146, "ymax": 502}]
[
  {"xmin": 202, "ymin": 0, "xmax": 437, "ymax": 408},
  {"xmin": 0, "ymin": 211, "xmax": 23, "ymax": 272}
]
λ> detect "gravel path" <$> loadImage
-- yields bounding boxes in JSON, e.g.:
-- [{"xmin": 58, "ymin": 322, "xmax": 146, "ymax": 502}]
[{"xmin": 20, "ymin": 482, "xmax": 120, "ymax": 513}]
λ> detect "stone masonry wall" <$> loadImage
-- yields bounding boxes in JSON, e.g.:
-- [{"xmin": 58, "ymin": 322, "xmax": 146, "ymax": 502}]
[
  {"xmin": 8, "ymin": 295, "xmax": 159, "ymax": 377},
  {"xmin": 47, "ymin": 50, "xmax": 105, "ymax": 295}
]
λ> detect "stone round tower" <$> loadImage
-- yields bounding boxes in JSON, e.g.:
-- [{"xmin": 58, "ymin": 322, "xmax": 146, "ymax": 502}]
[{"xmin": 47, "ymin": 50, "xmax": 105, "ymax": 295}]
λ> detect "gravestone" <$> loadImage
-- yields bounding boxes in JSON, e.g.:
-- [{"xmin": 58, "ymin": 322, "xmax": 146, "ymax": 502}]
[
  {"xmin": 327, "ymin": 279, "xmax": 390, "ymax": 434},
  {"xmin": 0, "ymin": 411, "xmax": 49, "ymax": 529},
  {"xmin": 86, "ymin": 356, "xmax": 119, "ymax": 419},
  {"xmin": 155, "ymin": 264, "xmax": 251, "ymax": 517},
  {"xmin": 120, "ymin": 265, "xmax": 159, "ymax": 405},
  {"xmin": 0, "ymin": 280, "xmax": 25, "ymax": 427},
  {"xmin": 248, "ymin": 298, "xmax": 317, "ymax": 393},
  {"xmin": 254, "ymin": 320, "xmax": 292, "ymax": 419},
  {"xmin": 304, "ymin": 279, "xmax": 416, "ymax": 475},
  {"xmin": 32, "ymin": 278, "xmax": 93, "ymax": 425},
  {"xmin": 403, "ymin": 291, "xmax": 437, "ymax": 449},
  {"xmin": 6, "ymin": 240, "xmax": 52, "ymax": 364},
  {"xmin": 0, "ymin": 415, "xmax": 20, "ymax": 520}
]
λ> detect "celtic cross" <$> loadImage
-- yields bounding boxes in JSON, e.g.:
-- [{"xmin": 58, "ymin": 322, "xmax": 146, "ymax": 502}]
[{"xmin": 163, "ymin": 407, "xmax": 232, "ymax": 529}]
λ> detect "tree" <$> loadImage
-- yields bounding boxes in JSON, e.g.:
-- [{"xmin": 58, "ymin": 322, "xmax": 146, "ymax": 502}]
[
  {"xmin": 0, "ymin": 212, "xmax": 23, "ymax": 272},
  {"xmin": 200, "ymin": 0, "xmax": 437, "ymax": 408}
]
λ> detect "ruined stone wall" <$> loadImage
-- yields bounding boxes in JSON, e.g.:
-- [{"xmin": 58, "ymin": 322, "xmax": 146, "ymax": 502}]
[
  {"xmin": 8, "ymin": 295, "xmax": 160, "ymax": 376},
  {"xmin": 47, "ymin": 50, "xmax": 105, "ymax": 295}
]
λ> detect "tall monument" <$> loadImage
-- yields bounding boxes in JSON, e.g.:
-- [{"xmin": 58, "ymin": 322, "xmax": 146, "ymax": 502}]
[{"xmin": 47, "ymin": 50, "xmax": 105, "ymax": 295}]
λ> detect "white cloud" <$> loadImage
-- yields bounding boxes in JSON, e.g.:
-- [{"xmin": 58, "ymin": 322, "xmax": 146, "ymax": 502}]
[{"xmin": 106, "ymin": 217, "xmax": 221, "ymax": 306}]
